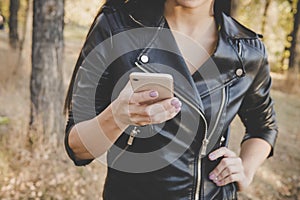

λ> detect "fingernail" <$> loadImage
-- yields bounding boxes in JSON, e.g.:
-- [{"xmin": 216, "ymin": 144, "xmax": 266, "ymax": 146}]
[
  {"xmin": 209, "ymin": 174, "xmax": 215, "ymax": 180},
  {"xmin": 174, "ymin": 104, "xmax": 181, "ymax": 109},
  {"xmin": 209, "ymin": 153, "xmax": 215, "ymax": 160},
  {"xmin": 171, "ymin": 99, "xmax": 181, "ymax": 109},
  {"xmin": 175, "ymin": 107, "xmax": 181, "ymax": 113},
  {"xmin": 149, "ymin": 91, "xmax": 158, "ymax": 97}
]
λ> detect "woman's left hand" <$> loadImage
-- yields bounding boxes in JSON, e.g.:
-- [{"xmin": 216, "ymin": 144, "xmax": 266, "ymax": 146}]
[{"xmin": 208, "ymin": 147, "xmax": 252, "ymax": 191}]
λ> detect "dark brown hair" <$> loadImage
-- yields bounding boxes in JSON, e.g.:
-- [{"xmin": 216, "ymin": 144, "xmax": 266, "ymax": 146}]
[{"xmin": 63, "ymin": 2, "xmax": 106, "ymax": 114}]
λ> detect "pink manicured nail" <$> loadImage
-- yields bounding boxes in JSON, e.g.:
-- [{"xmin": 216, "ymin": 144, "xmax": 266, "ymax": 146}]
[
  {"xmin": 149, "ymin": 91, "xmax": 158, "ymax": 97},
  {"xmin": 209, "ymin": 153, "xmax": 215, "ymax": 160},
  {"xmin": 209, "ymin": 174, "xmax": 215, "ymax": 180},
  {"xmin": 171, "ymin": 99, "xmax": 181, "ymax": 109}
]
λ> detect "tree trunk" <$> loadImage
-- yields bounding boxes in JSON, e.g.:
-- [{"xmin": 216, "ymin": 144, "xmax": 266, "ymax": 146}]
[
  {"xmin": 14, "ymin": 0, "xmax": 31, "ymax": 74},
  {"xmin": 261, "ymin": 0, "xmax": 271, "ymax": 37},
  {"xmin": 294, "ymin": 21, "xmax": 300, "ymax": 74},
  {"xmin": 9, "ymin": 0, "xmax": 19, "ymax": 49},
  {"xmin": 288, "ymin": 0, "xmax": 300, "ymax": 69},
  {"xmin": 0, "ymin": 1, "xmax": 3, "ymax": 12},
  {"xmin": 30, "ymin": 0, "xmax": 64, "ymax": 135},
  {"xmin": 230, "ymin": 0, "xmax": 238, "ymax": 17}
]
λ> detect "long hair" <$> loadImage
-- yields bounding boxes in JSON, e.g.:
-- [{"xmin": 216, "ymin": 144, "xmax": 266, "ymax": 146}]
[
  {"xmin": 63, "ymin": 1, "xmax": 108, "ymax": 114},
  {"xmin": 214, "ymin": 0, "xmax": 231, "ymax": 18},
  {"xmin": 63, "ymin": 0, "xmax": 230, "ymax": 114}
]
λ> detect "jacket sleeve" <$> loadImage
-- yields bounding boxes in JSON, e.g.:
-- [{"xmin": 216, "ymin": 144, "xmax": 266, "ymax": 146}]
[
  {"xmin": 238, "ymin": 45, "xmax": 278, "ymax": 157},
  {"xmin": 65, "ymin": 12, "xmax": 113, "ymax": 166}
]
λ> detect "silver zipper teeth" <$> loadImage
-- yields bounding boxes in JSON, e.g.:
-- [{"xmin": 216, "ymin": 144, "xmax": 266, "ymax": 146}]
[
  {"xmin": 205, "ymin": 87, "xmax": 226, "ymax": 147},
  {"xmin": 134, "ymin": 62, "xmax": 207, "ymax": 200},
  {"xmin": 194, "ymin": 156, "xmax": 202, "ymax": 200},
  {"xmin": 173, "ymin": 88, "xmax": 207, "ymax": 200}
]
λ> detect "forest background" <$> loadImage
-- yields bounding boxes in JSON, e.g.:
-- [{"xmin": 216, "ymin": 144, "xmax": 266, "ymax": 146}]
[{"xmin": 0, "ymin": 0, "xmax": 299, "ymax": 199}]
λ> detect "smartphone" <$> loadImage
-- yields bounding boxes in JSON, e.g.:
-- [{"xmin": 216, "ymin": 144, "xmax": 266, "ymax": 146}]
[{"xmin": 129, "ymin": 72, "xmax": 174, "ymax": 102}]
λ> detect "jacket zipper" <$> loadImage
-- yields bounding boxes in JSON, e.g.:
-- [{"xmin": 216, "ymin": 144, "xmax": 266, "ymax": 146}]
[
  {"xmin": 110, "ymin": 127, "xmax": 140, "ymax": 167},
  {"xmin": 200, "ymin": 86, "xmax": 226, "ymax": 157},
  {"xmin": 134, "ymin": 62, "xmax": 208, "ymax": 200}
]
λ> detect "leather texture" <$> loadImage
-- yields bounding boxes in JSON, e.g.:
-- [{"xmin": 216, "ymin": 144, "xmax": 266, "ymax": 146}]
[{"xmin": 65, "ymin": 1, "xmax": 278, "ymax": 199}]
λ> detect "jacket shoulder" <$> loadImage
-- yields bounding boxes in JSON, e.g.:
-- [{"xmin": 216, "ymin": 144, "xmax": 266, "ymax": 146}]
[
  {"xmin": 220, "ymin": 13, "xmax": 266, "ymax": 57},
  {"xmin": 220, "ymin": 13, "xmax": 260, "ymax": 39}
]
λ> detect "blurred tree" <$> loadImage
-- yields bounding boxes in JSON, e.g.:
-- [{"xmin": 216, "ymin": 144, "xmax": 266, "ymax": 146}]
[
  {"xmin": 13, "ymin": 0, "xmax": 32, "ymax": 75},
  {"xmin": 30, "ymin": 0, "xmax": 64, "ymax": 136},
  {"xmin": 9, "ymin": 0, "xmax": 19, "ymax": 49},
  {"xmin": 288, "ymin": 0, "xmax": 300, "ymax": 69},
  {"xmin": 261, "ymin": 0, "xmax": 271, "ymax": 37},
  {"xmin": 279, "ymin": 0, "xmax": 299, "ymax": 71},
  {"xmin": 0, "ymin": 1, "xmax": 3, "ymax": 12},
  {"xmin": 231, "ymin": 0, "xmax": 238, "ymax": 17},
  {"xmin": 20, "ymin": 0, "xmax": 30, "ymax": 48}
]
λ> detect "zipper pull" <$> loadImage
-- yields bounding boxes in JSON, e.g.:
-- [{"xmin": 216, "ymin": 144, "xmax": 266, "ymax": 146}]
[
  {"xmin": 238, "ymin": 41, "xmax": 242, "ymax": 57},
  {"xmin": 127, "ymin": 127, "xmax": 140, "ymax": 145},
  {"xmin": 200, "ymin": 139, "xmax": 209, "ymax": 157},
  {"xmin": 220, "ymin": 136, "xmax": 226, "ymax": 146}
]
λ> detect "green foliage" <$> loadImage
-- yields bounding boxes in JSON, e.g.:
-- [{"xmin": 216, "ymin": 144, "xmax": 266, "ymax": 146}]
[
  {"xmin": 234, "ymin": 0, "xmax": 298, "ymax": 72},
  {"xmin": 0, "ymin": 116, "xmax": 9, "ymax": 125}
]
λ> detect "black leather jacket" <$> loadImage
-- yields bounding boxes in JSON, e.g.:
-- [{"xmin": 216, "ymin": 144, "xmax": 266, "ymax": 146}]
[{"xmin": 65, "ymin": 1, "xmax": 278, "ymax": 200}]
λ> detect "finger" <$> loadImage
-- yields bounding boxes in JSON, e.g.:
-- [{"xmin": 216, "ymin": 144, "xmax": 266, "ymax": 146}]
[
  {"xmin": 214, "ymin": 173, "xmax": 241, "ymax": 187},
  {"xmin": 209, "ymin": 157, "xmax": 236, "ymax": 181},
  {"xmin": 150, "ymin": 107, "xmax": 179, "ymax": 124},
  {"xmin": 130, "ymin": 98, "xmax": 181, "ymax": 118},
  {"xmin": 129, "ymin": 98, "xmax": 181, "ymax": 125},
  {"xmin": 209, "ymin": 157, "xmax": 243, "ymax": 181},
  {"xmin": 148, "ymin": 97, "xmax": 181, "ymax": 113},
  {"xmin": 214, "ymin": 164, "xmax": 243, "ymax": 183},
  {"xmin": 130, "ymin": 105, "xmax": 179, "ymax": 126},
  {"xmin": 129, "ymin": 104, "xmax": 150, "ymax": 117},
  {"xmin": 146, "ymin": 98, "xmax": 181, "ymax": 122},
  {"xmin": 130, "ymin": 90, "xmax": 159, "ymax": 104},
  {"xmin": 130, "ymin": 115, "xmax": 152, "ymax": 126},
  {"xmin": 208, "ymin": 147, "xmax": 236, "ymax": 161}
]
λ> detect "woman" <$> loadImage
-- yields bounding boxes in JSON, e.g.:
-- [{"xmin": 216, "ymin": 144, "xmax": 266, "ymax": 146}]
[{"xmin": 64, "ymin": 0, "xmax": 278, "ymax": 199}]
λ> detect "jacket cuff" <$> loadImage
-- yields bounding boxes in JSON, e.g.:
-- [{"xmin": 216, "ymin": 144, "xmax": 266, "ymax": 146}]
[{"xmin": 64, "ymin": 124, "xmax": 94, "ymax": 166}]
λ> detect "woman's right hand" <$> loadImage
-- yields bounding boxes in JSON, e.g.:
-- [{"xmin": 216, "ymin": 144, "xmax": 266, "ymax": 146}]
[{"xmin": 111, "ymin": 82, "xmax": 182, "ymax": 128}]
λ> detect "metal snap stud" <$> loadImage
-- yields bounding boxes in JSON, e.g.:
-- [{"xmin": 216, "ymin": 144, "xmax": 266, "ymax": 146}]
[
  {"xmin": 235, "ymin": 68, "xmax": 244, "ymax": 77},
  {"xmin": 140, "ymin": 55, "xmax": 149, "ymax": 63}
]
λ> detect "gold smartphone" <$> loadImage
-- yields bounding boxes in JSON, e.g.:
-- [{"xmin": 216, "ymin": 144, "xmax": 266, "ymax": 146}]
[{"xmin": 130, "ymin": 72, "xmax": 174, "ymax": 101}]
